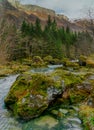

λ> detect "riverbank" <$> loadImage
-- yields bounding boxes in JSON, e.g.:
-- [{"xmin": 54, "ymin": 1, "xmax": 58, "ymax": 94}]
[
  {"xmin": 0, "ymin": 62, "xmax": 31, "ymax": 77},
  {"xmin": 1, "ymin": 55, "xmax": 94, "ymax": 129},
  {"xmin": 3, "ymin": 63, "xmax": 94, "ymax": 130}
]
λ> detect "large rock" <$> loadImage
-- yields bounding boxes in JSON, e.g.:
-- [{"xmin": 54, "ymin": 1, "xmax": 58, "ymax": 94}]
[{"xmin": 4, "ymin": 73, "xmax": 63, "ymax": 120}]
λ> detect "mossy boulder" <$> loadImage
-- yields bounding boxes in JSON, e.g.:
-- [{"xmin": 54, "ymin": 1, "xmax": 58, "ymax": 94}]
[
  {"xmin": 51, "ymin": 69, "xmax": 93, "ymax": 105},
  {"xmin": 61, "ymin": 76, "xmax": 93, "ymax": 104},
  {"xmin": 50, "ymin": 69, "xmax": 89, "ymax": 105},
  {"xmin": 32, "ymin": 56, "xmax": 46, "ymax": 67},
  {"xmin": 4, "ymin": 73, "xmax": 63, "ymax": 120},
  {"xmin": 52, "ymin": 69, "xmax": 84, "ymax": 87},
  {"xmin": 62, "ymin": 58, "xmax": 79, "ymax": 69},
  {"xmin": 43, "ymin": 55, "xmax": 53, "ymax": 63},
  {"xmin": 22, "ymin": 58, "xmax": 32, "ymax": 66},
  {"xmin": 43, "ymin": 55, "xmax": 61, "ymax": 65},
  {"xmin": 86, "ymin": 59, "xmax": 94, "ymax": 68},
  {"xmin": 79, "ymin": 55, "xmax": 87, "ymax": 66},
  {"xmin": 65, "ymin": 61, "xmax": 79, "ymax": 69}
]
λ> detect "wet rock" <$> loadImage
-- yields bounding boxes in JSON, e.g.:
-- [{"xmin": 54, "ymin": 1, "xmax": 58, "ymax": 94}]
[
  {"xmin": 67, "ymin": 117, "xmax": 81, "ymax": 124},
  {"xmin": 70, "ymin": 106, "xmax": 79, "ymax": 112},
  {"xmin": 35, "ymin": 115, "xmax": 58, "ymax": 129},
  {"xmin": 51, "ymin": 110, "xmax": 58, "ymax": 116},
  {"xmin": 4, "ymin": 73, "xmax": 63, "ymax": 120},
  {"xmin": 59, "ymin": 108, "xmax": 68, "ymax": 114},
  {"xmin": 87, "ymin": 98, "xmax": 94, "ymax": 107}
]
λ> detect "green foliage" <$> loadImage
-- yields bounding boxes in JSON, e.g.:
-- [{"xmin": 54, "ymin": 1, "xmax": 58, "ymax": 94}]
[
  {"xmin": 34, "ymin": 18, "xmax": 42, "ymax": 36},
  {"xmin": 7, "ymin": 16, "xmax": 78, "ymax": 61}
]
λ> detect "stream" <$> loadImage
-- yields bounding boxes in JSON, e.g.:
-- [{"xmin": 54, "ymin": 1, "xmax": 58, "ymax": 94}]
[{"xmin": 0, "ymin": 65, "xmax": 84, "ymax": 130}]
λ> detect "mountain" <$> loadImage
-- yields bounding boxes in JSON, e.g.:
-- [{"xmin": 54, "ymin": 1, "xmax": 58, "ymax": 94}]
[
  {"xmin": 0, "ymin": 0, "xmax": 94, "ymax": 64},
  {"xmin": 0, "ymin": 0, "xmax": 84, "ymax": 31}
]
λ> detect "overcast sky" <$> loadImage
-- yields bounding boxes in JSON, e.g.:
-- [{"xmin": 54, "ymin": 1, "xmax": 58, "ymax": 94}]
[{"xmin": 20, "ymin": 0, "xmax": 94, "ymax": 19}]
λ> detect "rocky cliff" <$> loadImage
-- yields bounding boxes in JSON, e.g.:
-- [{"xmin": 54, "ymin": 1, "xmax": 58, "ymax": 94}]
[{"xmin": 7, "ymin": 0, "xmax": 55, "ymax": 19}]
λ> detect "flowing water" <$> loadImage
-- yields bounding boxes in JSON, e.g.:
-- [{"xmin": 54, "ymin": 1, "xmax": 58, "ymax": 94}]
[{"xmin": 0, "ymin": 65, "xmax": 84, "ymax": 130}]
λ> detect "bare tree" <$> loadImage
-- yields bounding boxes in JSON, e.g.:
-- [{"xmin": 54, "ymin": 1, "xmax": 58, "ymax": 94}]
[{"xmin": 83, "ymin": 7, "xmax": 94, "ymax": 36}]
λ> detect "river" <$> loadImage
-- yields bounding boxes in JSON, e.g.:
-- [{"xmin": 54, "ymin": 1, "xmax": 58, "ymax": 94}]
[{"xmin": 0, "ymin": 65, "xmax": 84, "ymax": 130}]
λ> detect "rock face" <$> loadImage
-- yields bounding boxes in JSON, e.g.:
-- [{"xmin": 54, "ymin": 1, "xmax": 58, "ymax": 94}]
[
  {"xmin": 4, "ymin": 73, "xmax": 63, "ymax": 120},
  {"xmin": 8, "ymin": 0, "xmax": 55, "ymax": 17},
  {"xmin": 3, "ymin": 0, "xmax": 83, "ymax": 31}
]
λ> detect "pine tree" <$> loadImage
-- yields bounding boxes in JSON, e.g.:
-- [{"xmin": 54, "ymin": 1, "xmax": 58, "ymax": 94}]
[
  {"xmin": 21, "ymin": 20, "xmax": 27, "ymax": 35},
  {"xmin": 35, "ymin": 18, "xmax": 42, "ymax": 36},
  {"xmin": 47, "ymin": 15, "xmax": 52, "ymax": 28}
]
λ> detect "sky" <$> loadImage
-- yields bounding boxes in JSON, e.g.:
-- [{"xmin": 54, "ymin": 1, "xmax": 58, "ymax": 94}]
[{"xmin": 20, "ymin": 0, "xmax": 94, "ymax": 19}]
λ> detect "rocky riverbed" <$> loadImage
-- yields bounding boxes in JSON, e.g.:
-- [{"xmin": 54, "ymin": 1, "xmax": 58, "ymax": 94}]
[{"xmin": 1, "ymin": 65, "xmax": 94, "ymax": 130}]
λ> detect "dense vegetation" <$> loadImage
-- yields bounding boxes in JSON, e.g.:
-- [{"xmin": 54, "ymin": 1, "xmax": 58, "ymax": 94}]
[
  {"xmin": 0, "ymin": 16, "xmax": 93, "ymax": 64},
  {"xmin": 0, "ymin": 16, "xmax": 77, "ymax": 61},
  {"xmin": 19, "ymin": 16, "xmax": 77, "ymax": 59}
]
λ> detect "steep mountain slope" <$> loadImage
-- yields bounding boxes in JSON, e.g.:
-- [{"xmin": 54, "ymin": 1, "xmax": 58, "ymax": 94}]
[
  {"xmin": 0, "ymin": 0, "xmax": 37, "ymax": 25},
  {"xmin": 0, "ymin": 0, "xmax": 84, "ymax": 31}
]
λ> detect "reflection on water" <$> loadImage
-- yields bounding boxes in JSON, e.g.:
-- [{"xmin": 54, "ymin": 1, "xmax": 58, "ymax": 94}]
[{"xmin": 0, "ymin": 65, "xmax": 83, "ymax": 130}]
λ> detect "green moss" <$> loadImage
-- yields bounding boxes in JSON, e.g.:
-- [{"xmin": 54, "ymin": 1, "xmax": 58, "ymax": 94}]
[
  {"xmin": 52, "ymin": 69, "xmax": 84, "ymax": 87},
  {"xmin": 66, "ymin": 61, "xmax": 79, "ymax": 68},
  {"xmin": 31, "ymin": 56, "xmax": 46, "ymax": 67},
  {"xmin": 79, "ymin": 105, "xmax": 94, "ymax": 130},
  {"xmin": 4, "ymin": 72, "xmax": 63, "ymax": 120},
  {"xmin": 43, "ymin": 55, "xmax": 61, "ymax": 65},
  {"xmin": 43, "ymin": 55, "xmax": 53, "ymax": 63}
]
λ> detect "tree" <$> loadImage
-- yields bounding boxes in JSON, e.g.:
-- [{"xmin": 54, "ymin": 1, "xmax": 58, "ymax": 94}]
[
  {"xmin": 83, "ymin": 8, "xmax": 94, "ymax": 36},
  {"xmin": 35, "ymin": 18, "xmax": 42, "ymax": 36},
  {"xmin": 47, "ymin": 15, "xmax": 52, "ymax": 28},
  {"xmin": 21, "ymin": 20, "xmax": 27, "ymax": 35},
  {"xmin": 66, "ymin": 25, "xmax": 70, "ymax": 34}
]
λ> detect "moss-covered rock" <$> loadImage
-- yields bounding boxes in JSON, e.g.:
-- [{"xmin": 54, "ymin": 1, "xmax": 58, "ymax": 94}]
[
  {"xmin": 0, "ymin": 63, "xmax": 31, "ymax": 77},
  {"xmin": 51, "ymin": 69, "xmax": 84, "ymax": 87},
  {"xmin": 22, "ymin": 58, "xmax": 32, "ymax": 66},
  {"xmin": 86, "ymin": 59, "xmax": 94, "ymax": 68},
  {"xmin": 65, "ymin": 61, "xmax": 79, "ymax": 69},
  {"xmin": 32, "ymin": 56, "xmax": 46, "ymax": 67},
  {"xmin": 43, "ymin": 55, "xmax": 62, "ymax": 65},
  {"xmin": 4, "ymin": 73, "xmax": 63, "ymax": 120},
  {"xmin": 51, "ymin": 69, "xmax": 94, "ymax": 105},
  {"xmin": 43, "ymin": 55, "xmax": 53, "ymax": 63},
  {"xmin": 79, "ymin": 55, "xmax": 87, "ymax": 66},
  {"xmin": 50, "ymin": 69, "xmax": 89, "ymax": 105},
  {"xmin": 62, "ymin": 58, "xmax": 79, "ymax": 70},
  {"xmin": 34, "ymin": 115, "xmax": 58, "ymax": 129}
]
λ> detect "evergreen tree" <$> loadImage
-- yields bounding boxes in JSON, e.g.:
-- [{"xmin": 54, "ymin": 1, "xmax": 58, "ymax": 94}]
[
  {"xmin": 21, "ymin": 20, "xmax": 27, "ymax": 35},
  {"xmin": 20, "ymin": 19, "xmax": 78, "ymax": 59},
  {"xmin": 47, "ymin": 15, "xmax": 52, "ymax": 28},
  {"xmin": 35, "ymin": 18, "xmax": 42, "ymax": 36},
  {"xmin": 66, "ymin": 25, "xmax": 70, "ymax": 33}
]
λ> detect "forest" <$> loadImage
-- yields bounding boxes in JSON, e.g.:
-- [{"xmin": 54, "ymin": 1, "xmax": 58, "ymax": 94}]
[{"xmin": 0, "ymin": 15, "xmax": 92, "ymax": 64}]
